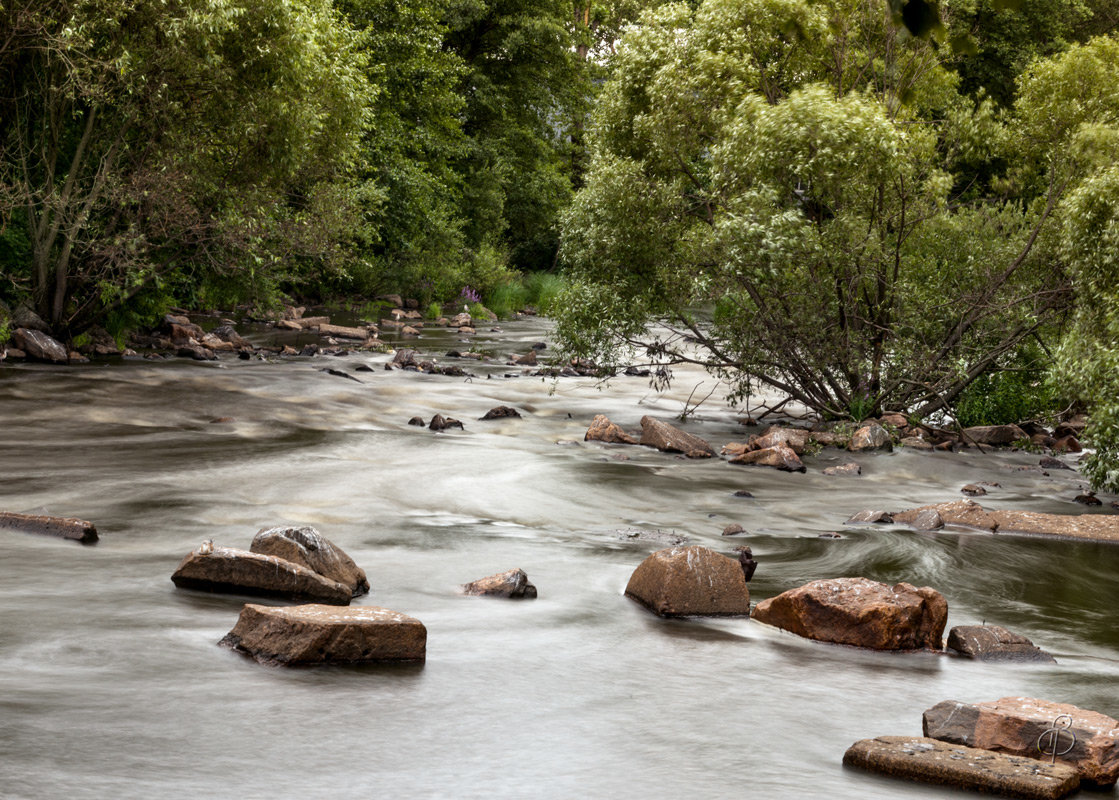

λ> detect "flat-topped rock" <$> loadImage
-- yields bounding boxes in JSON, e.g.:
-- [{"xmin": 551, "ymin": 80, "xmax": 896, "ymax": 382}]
[
  {"xmin": 315, "ymin": 323, "xmax": 370, "ymax": 340},
  {"xmin": 585, "ymin": 414, "xmax": 637, "ymax": 444},
  {"xmin": 171, "ymin": 547, "xmax": 351, "ymax": 605},
  {"xmin": 962, "ymin": 424, "xmax": 1029, "ymax": 446},
  {"xmin": 625, "ymin": 545, "xmax": 750, "ymax": 617},
  {"xmin": 461, "ymin": 568, "xmax": 537, "ymax": 598},
  {"xmin": 946, "ymin": 625, "xmax": 1056, "ymax": 663},
  {"xmin": 893, "ymin": 500, "xmax": 1119, "ymax": 543},
  {"xmin": 924, "ymin": 697, "xmax": 1119, "ymax": 787},
  {"xmin": 0, "ymin": 511, "xmax": 98, "ymax": 543},
  {"xmin": 728, "ymin": 444, "xmax": 806, "ymax": 472},
  {"xmin": 220, "ymin": 603, "xmax": 426, "ymax": 665},
  {"xmin": 843, "ymin": 736, "xmax": 1080, "ymax": 799},
  {"xmin": 752, "ymin": 577, "xmax": 947, "ymax": 651},
  {"xmin": 639, "ymin": 416, "xmax": 715, "ymax": 458},
  {"xmin": 250, "ymin": 526, "xmax": 369, "ymax": 597}
]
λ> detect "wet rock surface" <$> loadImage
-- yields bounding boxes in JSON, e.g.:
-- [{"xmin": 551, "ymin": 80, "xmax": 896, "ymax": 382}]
[
  {"xmin": 220, "ymin": 603, "xmax": 426, "ymax": 665},
  {"xmin": 923, "ymin": 697, "xmax": 1119, "ymax": 787},
  {"xmin": 728, "ymin": 444, "xmax": 806, "ymax": 472},
  {"xmin": 638, "ymin": 416, "xmax": 715, "ymax": 458},
  {"xmin": 171, "ymin": 546, "xmax": 352, "ymax": 605},
  {"xmin": 461, "ymin": 568, "xmax": 537, "ymax": 598},
  {"xmin": 843, "ymin": 736, "xmax": 1080, "ymax": 799},
  {"xmin": 250, "ymin": 526, "xmax": 369, "ymax": 597},
  {"xmin": 0, "ymin": 511, "xmax": 98, "ymax": 543},
  {"xmin": 946, "ymin": 625, "xmax": 1056, "ymax": 663},
  {"xmin": 894, "ymin": 500, "xmax": 1119, "ymax": 542},
  {"xmin": 585, "ymin": 414, "xmax": 638, "ymax": 444},
  {"xmin": 624, "ymin": 545, "xmax": 750, "ymax": 617},
  {"xmin": 12, "ymin": 328, "xmax": 68, "ymax": 363},
  {"xmin": 849, "ymin": 422, "xmax": 892, "ymax": 452},
  {"xmin": 751, "ymin": 577, "xmax": 947, "ymax": 651}
]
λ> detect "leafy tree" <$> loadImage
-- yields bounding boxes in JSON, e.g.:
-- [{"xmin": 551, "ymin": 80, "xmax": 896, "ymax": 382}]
[
  {"xmin": 555, "ymin": 0, "xmax": 1070, "ymax": 420},
  {"xmin": 0, "ymin": 0, "xmax": 370, "ymax": 336}
]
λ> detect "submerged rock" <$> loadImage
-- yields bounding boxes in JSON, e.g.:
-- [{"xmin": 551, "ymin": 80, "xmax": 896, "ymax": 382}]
[
  {"xmin": 893, "ymin": 500, "xmax": 1119, "ymax": 542},
  {"xmin": 843, "ymin": 736, "xmax": 1080, "ymax": 799},
  {"xmin": 171, "ymin": 546, "xmax": 351, "ymax": 605},
  {"xmin": 945, "ymin": 625, "xmax": 1056, "ymax": 663},
  {"xmin": 923, "ymin": 697, "xmax": 1119, "ymax": 788},
  {"xmin": 624, "ymin": 545, "xmax": 750, "ymax": 617},
  {"xmin": 480, "ymin": 405, "xmax": 522, "ymax": 420},
  {"xmin": 429, "ymin": 414, "xmax": 464, "ymax": 431},
  {"xmin": 751, "ymin": 577, "xmax": 947, "ymax": 651},
  {"xmin": 461, "ymin": 568, "xmax": 537, "ymax": 598},
  {"xmin": 0, "ymin": 511, "xmax": 98, "ymax": 543},
  {"xmin": 639, "ymin": 416, "xmax": 715, "ymax": 458},
  {"xmin": 250, "ymin": 526, "xmax": 369, "ymax": 597},
  {"xmin": 823, "ymin": 462, "xmax": 861, "ymax": 476},
  {"xmin": 221, "ymin": 603, "xmax": 426, "ymax": 665}
]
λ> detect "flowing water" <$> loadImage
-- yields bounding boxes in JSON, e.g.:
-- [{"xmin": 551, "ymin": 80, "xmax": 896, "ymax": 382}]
[{"xmin": 1, "ymin": 316, "xmax": 1117, "ymax": 799}]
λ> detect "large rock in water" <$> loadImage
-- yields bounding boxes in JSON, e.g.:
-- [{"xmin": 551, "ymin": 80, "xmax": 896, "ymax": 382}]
[
  {"xmin": 727, "ymin": 444, "xmax": 805, "ymax": 472},
  {"xmin": 461, "ymin": 568, "xmax": 537, "ymax": 598},
  {"xmin": 923, "ymin": 697, "xmax": 1119, "ymax": 788},
  {"xmin": 892, "ymin": 499, "xmax": 1119, "ymax": 543},
  {"xmin": 585, "ymin": 414, "xmax": 638, "ymax": 445},
  {"xmin": 11, "ymin": 327, "xmax": 68, "ymax": 363},
  {"xmin": 962, "ymin": 424, "xmax": 1028, "ymax": 446},
  {"xmin": 171, "ymin": 547, "xmax": 351, "ymax": 605},
  {"xmin": 0, "ymin": 511, "xmax": 98, "ymax": 543},
  {"xmin": 220, "ymin": 603, "xmax": 426, "ymax": 665},
  {"xmin": 843, "ymin": 736, "xmax": 1081, "ymax": 800},
  {"xmin": 946, "ymin": 625, "xmax": 1056, "ymax": 663},
  {"xmin": 250, "ymin": 526, "xmax": 369, "ymax": 597},
  {"xmin": 751, "ymin": 577, "xmax": 947, "ymax": 650},
  {"xmin": 625, "ymin": 545, "xmax": 750, "ymax": 617},
  {"xmin": 639, "ymin": 416, "xmax": 715, "ymax": 458}
]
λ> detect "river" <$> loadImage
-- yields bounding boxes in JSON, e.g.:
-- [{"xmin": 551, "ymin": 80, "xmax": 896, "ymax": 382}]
[{"xmin": 1, "ymin": 315, "xmax": 1117, "ymax": 799}]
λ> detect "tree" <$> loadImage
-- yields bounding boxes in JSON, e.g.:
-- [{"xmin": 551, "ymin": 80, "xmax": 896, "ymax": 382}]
[
  {"xmin": 0, "ymin": 0, "xmax": 370, "ymax": 336},
  {"xmin": 555, "ymin": 0, "xmax": 1071, "ymax": 420}
]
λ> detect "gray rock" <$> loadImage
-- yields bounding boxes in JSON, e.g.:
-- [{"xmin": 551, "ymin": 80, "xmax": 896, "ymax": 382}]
[
  {"xmin": 171, "ymin": 546, "xmax": 351, "ymax": 605},
  {"xmin": 946, "ymin": 625, "xmax": 1056, "ymax": 663},
  {"xmin": 847, "ymin": 509, "xmax": 894, "ymax": 524},
  {"xmin": 12, "ymin": 328, "xmax": 68, "ymax": 363},
  {"xmin": 910, "ymin": 509, "xmax": 944, "ymax": 531}
]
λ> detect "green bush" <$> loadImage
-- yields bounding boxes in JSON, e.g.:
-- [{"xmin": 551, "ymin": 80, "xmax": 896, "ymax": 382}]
[
  {"xmin": 954, "ymin": 347, "xmax": 1061, "ymax": 427},
  {"xmin": 524, "ymin": 272, "xmax": 566, "ymax": 314}
]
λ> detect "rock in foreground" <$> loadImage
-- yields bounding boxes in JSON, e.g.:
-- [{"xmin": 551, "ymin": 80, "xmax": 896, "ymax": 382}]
[
  {"xmin": 924, "ymin": 697, "xmax": 1119, "ymax": 788},
  {"xmin": 639, "ymin": 416, "xmax": 715, "ymax": 458},
  {"xmin": 220, "ymin": 603, "xmax": 426, "ymax": 665},
  {"xmin": 843, "ymin": 736, "xmax": 1080, "ymax": 800},
  {"xmin": 461, "ymin": 568, "xmax": 538, "ymax": 598},
  {"xmin": 0, "ymin": 511, "xmax": 98, "ymax": 543},
  {"xmin": 171, "ymin": 547, "xmax": 351, "ymax": 605},
  {"xmin": 946, "ymin": 625, "xmax": 1056, "ymax": 663},
  {"xmin": 751, "ymin": 577, "xmax": 947, "ymax": 651},
  {"xmin": 625, "ymin": 545, "xmax": 750, "ymax": 617},
  {"xmin": 250, "ymin": 526, "xmax": 369, "ymax": 597}
]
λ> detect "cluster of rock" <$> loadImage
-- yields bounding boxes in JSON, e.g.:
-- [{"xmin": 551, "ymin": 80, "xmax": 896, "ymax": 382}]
[
  {"xmin": 850, "ymin": 499, "xmax": 1119, "ymax": 544},
  {"xmin": 845, "ymin": 697, "xmax": 1119, "ymax": 796}
]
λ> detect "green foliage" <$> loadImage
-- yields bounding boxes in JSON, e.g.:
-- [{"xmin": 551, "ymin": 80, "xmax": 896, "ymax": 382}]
[
  {"xmin": 954, "ymin": 346, "xmax": 1060, "ymax": 427},
  {"xmin": 524, "ymin": 272, "xmax": 567, "ymax": 313},
  {"xmin": 555, "ymin": 0, "xmax": 1074, "ymax": 422},
  {"xmin": 425, "ymin": 301, "xmax": 444, "ymax": 320}
]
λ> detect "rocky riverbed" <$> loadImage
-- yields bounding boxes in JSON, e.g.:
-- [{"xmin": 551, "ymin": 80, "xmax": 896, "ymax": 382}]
[{"xmin": 1, "ymin": 311, "xmax": 1117, "ymax": 799}]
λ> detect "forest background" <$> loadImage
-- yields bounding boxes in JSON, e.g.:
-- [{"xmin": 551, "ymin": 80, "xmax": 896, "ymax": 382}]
[{"xmin": 3, "ymin": 0, "xmax": 1119, "ymax": 490}]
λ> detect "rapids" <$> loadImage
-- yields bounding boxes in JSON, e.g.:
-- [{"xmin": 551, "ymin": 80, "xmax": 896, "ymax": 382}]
[{"xmin": 1, "ymin": 316, "xmax": 1117, "ymax": 798}]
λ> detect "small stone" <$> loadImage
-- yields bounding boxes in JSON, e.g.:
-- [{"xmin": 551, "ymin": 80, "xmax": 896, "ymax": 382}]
[
  {"xmin": 1039, "ymin": 456, "xmax": 1072, "ymax": 470},
  {"xmin": 429, "ymin": 414, "xmax": 464, "ymax": 431},
  {"xmin": 961, "ymin": 484, "xmax": 987, "ymax": 496},
  {"xmin": 823, "ymin": 462, "xmax": 861, "ymax": 476},
  {"xmin": 408, "ymin": 416, "xmax": 426, "ymax": 426},
  {"xmin": 480, "ymin": 406, "xmax": 521, "ymax": 420},
  {"xmin": 461, "ymin": 568, "xmax": 537, "ymax": 598},
  {"xmin": 733, "ymin": 489, "xmax": 755, "ymax": 498},
  {"xmin": 722, "ymin": 524, "xmax": 746, "ymax": 536},
  {"xmin": 1074, "ymin": 493, "xmax": 1102, "ymax": 506}
]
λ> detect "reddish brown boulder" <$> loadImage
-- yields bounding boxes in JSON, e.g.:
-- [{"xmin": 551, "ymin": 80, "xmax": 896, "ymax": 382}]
[
  {"xmin": 752, "ymin": 426, "xmax": 810, "ymax": 454},
  {"xmin": 220, "ymin": 603, "xmax": 426, "ymax": 665},
  {"xmin": 585, "ymin": 414, "xmax": 638, "ymax": 444},
  {"xmin": 728, "ymin": 444, "xmax": 805, "ymax": 472},
  {"xmin": 461, "ymin": 568, "xmax": 537, "ymax": 598},
  {"xmin": 0, "ymin": 511, "xmax": 98, "ymax": 543},
  {"xmin": 946, "ymin": 625, "xmax": 1055, "ymax": 663},
  {"xmin": 624, "ymin": 545, "xmax": 750, "ymax": 617},
  {"xmin": 751, "ymin": 577, "xmax": 947, "ymax": 650},
  {"xmin": 923, "ymin": 697, "xmax": 1119, "ymax": 787},
  {"xmin": 894, "ymin": 499, "xmax": 997, "ymax": 531},
  {"xmin": 893, "ymin": 500, "xmax": 1119, "ymax": 543},
  {"xmin": 250, "ymin": 526, "xmax": 369, "ymax": 597},
  {"xmin": 639, "ymin": 416, "xmax": 715, "ymax": 458},
  {"xmin": 843, "ymin": 736, "xmax": 1080, "ymax": 799},
  {"xmin": 171, "ymin": 547, "xmax": 351, "ymax": 605},
  {"xmin": 849, "ymin": 422, "xmax": 893, "ymax": 451}
]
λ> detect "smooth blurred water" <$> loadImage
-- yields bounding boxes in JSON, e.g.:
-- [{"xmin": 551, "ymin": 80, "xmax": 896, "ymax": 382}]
[{"xmin": 1, "ymin": 317, "xmax": 1116, "ymax": 799}]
